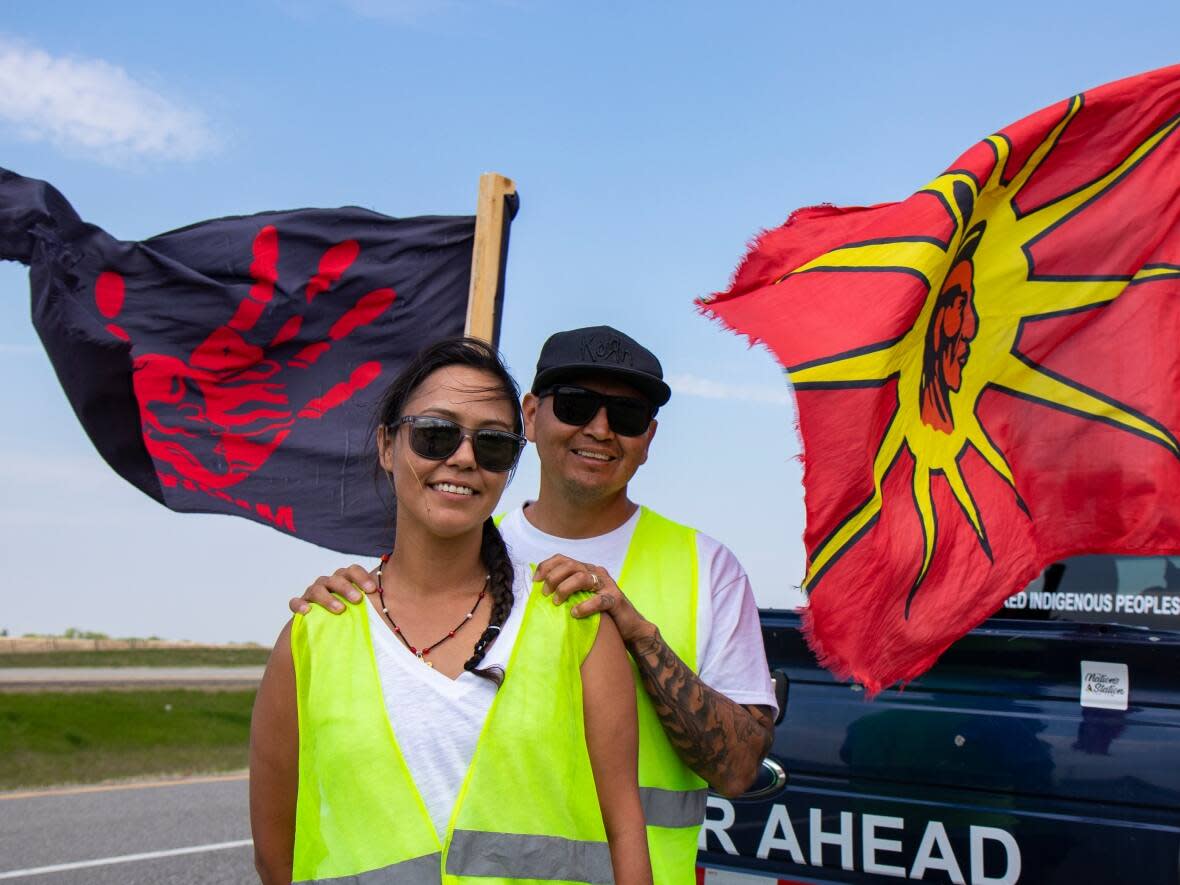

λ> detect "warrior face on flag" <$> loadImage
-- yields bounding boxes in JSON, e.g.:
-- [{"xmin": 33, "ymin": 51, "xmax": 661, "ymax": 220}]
[
  {"xmin": 703, "ymin": 64, "xmax": 1180, "ymax": 692},
  {"xmin": 919, "ymin": 220, "xmax": 982, "ymax": 433}
]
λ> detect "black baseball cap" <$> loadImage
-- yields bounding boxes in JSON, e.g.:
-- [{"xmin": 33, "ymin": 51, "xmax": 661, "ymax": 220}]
[{"xmin": 531, "ymin": 325, "xmax": 672, "ymax": 407}]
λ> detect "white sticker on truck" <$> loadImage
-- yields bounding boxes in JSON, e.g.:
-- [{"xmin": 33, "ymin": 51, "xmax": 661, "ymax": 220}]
[{"xmin": 1080, "ymin": 660, "xmax": 1129, "ymax": 710}]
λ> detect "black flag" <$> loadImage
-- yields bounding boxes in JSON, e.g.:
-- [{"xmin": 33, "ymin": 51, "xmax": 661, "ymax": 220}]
[{"xmin": 1, "ymin": 168, "xmax": 515, "ymax": 554}]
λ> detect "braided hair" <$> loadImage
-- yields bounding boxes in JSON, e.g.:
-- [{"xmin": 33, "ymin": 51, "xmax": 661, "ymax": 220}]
[
  {"xmin": 373, "ymin": 337, "xmax": 523, "ymax": 688},
  {"xmin": 462, "ymin": 517, "xmax": 516, "ymax": 685}
]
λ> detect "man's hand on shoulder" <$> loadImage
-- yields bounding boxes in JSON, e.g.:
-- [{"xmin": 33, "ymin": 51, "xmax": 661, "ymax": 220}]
[
  {"xmin": 287, "ymin": 564, "xmax": 376, "ymax": 615},
  {"xmin": 533, "ymin": 555, "xmax": 651, "ymax": 644}
]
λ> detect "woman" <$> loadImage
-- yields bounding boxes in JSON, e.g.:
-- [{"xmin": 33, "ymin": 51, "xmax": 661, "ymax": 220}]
[{"xmin": 249, "ymin": 338, "xmax": 650, "ymax": 884}]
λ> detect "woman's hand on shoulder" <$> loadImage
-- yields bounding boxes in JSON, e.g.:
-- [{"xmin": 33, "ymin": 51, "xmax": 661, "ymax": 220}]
[{"xmin": 288, "ymin": 564, "xmax": 376, "ymax": 614}]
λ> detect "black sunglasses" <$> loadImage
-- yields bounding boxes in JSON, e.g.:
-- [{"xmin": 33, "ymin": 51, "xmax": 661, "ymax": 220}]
[
  {"xmin": 538, "ymin": 385, "xmax": 655, "ymax": 437},
  {"xmin": 393, "ymin": 416, "xmax": 525, "ymax": 472}
]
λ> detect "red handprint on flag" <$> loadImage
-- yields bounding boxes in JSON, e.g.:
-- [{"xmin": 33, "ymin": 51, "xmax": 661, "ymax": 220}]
[{"xmin": 95, "ymin": 225, "xmax": 396, "ymax": 489}]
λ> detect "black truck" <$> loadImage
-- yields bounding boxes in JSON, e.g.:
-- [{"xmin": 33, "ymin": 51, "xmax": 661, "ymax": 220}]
[{"xmin": 697, "ymin": 553, "xmax": 1180, "ymax": 885}]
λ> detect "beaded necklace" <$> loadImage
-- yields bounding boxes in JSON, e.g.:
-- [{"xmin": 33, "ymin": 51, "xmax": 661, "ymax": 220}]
[{"xmin": 377, "ymin": 553, "xmax": 489, "ymax": 667}]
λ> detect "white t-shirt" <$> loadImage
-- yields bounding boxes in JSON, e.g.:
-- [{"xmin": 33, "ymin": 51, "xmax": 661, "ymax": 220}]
[
  {"xmin": 367, "ymin": 562, "xmax": 531, "ymax": 839},
  {"xmin": 497, "ymin": 503, "xmax": 778, "ymax": 714}
]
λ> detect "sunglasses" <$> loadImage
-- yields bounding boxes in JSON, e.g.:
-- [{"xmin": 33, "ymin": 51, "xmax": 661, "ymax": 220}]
[
  {"xmin": 538, "ymin": 385, "xmax": 655, "ymax": 437},
  {"xmin": 393, "ymin": 416, "xmax": 525, "ymax": 472}
]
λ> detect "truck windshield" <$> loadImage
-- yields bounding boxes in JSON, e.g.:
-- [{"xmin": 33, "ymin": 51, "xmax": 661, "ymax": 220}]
[{"xmin": 992, "ymin": 554, "xmax": 1180, "ymax": 633}]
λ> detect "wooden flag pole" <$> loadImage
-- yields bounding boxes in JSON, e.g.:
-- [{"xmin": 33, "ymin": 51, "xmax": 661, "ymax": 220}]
[{"xmin": 464, "ymin": 172, "xmax": 517, "ymax": 343}]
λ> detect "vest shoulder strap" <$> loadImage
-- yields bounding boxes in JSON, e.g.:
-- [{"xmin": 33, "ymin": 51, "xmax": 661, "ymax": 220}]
[{"xmin": 619, "ymin": 505, "xmax": 699, "ymax": 670}]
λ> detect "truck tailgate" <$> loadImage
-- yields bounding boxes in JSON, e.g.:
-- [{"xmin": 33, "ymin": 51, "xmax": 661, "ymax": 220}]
[{"xmin": 698, "ymin": 612, "xmax": 1180, "ymax": 884}]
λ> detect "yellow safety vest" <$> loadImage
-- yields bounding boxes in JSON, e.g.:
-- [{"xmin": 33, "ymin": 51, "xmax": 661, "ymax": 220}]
[
  {"xmin": 290, "ymin": 584, "xmax": 612, "ymax": 884},
  {"xmin": 618, "ymin": 507, "xmax": 708, "ymax": 884}
]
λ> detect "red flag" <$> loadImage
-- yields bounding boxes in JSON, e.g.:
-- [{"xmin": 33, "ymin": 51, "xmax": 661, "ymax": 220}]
[{"xmin": 701, "ymin": 65, "xmax": 1180, "ymax": 694}]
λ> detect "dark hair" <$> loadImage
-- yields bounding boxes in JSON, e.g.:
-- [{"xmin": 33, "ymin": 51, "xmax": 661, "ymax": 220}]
[{"xmin": 374, "ymin": 337, "xmax": 522, "ymax": 685}]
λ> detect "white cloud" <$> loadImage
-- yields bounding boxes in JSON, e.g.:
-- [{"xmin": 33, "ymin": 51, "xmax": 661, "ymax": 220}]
[
  {"xmin": 0, "ymin": 36, "xmax": 217, "ymax": 164},
  {"xmin": 666, "ymin": 372, "xmax": 794, "ymax": 405}
]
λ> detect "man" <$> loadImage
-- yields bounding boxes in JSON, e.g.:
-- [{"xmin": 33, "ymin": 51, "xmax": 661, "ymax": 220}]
[{"xmin": 294, "ymin": 326, "xmax": 777, "ymax": 882}]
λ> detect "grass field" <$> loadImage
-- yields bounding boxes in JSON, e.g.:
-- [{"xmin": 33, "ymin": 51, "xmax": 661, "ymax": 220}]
[
  {"xmin": 0, "ymin": 689, "xmax": 255, "ymax": 790},
  {"xmin": 0, "ymin": 647, "xmax": 270, "ymax": 668}
]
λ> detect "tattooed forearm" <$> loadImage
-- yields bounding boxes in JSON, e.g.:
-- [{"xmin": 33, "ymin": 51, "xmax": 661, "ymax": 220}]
[{"xmin": 628, "ymin": 625, "xmax": 775, "ymax": 797}]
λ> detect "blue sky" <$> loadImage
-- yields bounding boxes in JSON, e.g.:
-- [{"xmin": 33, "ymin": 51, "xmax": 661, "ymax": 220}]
[{"xmin": 1, "ymin": 1, "xmax": 1177, "ymax": 642}]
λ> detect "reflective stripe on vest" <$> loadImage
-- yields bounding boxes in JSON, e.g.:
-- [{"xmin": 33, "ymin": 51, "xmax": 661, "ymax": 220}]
[
  {"xmin": 639, "ymin": 786, "xmax": 707, "ymax": 829},
  {"xmin": 447, "ymin": 831, "xmax": 613, "ymax": 884},
  {"xmin": 294, "ymin": 852, "xmax": 441, "ymax": 884},
  {"xmin": 291, "ymin": 586, "xmax": 608, "ymax": 884},
  {"xmin": 619, "ymin": 507, "xmax": 708, "ymax": 882}
]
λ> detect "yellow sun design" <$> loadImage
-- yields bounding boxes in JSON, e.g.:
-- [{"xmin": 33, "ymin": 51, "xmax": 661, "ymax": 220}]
[{"xmin": 786, "ymin": 95, "xmax": 1180, "ymax": 613}]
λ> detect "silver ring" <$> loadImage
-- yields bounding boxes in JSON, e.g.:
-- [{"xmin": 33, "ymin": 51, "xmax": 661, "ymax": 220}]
[{"xmin": 589, "ymin": 573, "xmax": 600, "ymax": 589}]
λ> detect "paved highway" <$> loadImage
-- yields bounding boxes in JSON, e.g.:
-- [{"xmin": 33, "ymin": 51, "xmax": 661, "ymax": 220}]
[
  {"xmin": 0, "ymin": 774, "xmax": 255, "ymax": 883},
  {"xmin": 0, "ymin": 668, "xmax": 263, "ymax": 689}
]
